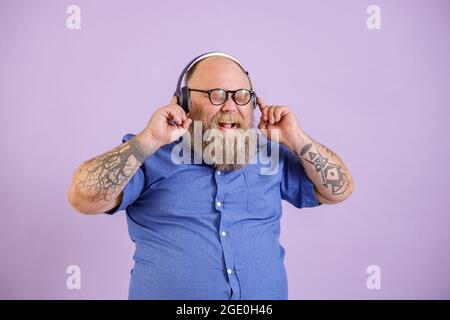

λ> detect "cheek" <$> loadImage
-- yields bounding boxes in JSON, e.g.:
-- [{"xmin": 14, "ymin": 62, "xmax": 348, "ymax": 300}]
[
  {"xmin": 204, "ymin": 107, "xmax": 220, "ymax": 122},
  {"xmin": 196, "ymin": 105, "xmax": 219, "ymax": 124},
  {"xmin": 190, "ymin": 101, "xmax": 214, "ymax": 120}
]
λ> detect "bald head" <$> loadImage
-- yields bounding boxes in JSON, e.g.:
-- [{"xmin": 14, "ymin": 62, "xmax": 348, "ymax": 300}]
[{"xmin": 185, "ymin": 56, "xmax": 252, "ymax": 90}]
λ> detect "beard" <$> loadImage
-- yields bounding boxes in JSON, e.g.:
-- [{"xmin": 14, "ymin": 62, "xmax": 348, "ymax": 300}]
[{"xmin": 186, "ymin": 108, "xmax": 258, "ymax": 171}]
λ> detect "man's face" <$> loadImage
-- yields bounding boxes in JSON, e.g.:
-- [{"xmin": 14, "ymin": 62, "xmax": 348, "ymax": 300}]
[
  {"xmin": 186, "ymin": 57, "xmax": 258, "ymax": 171},
  {"xmin": 186, "ymin": 57, "xmax": 254, "ymax": 130}
]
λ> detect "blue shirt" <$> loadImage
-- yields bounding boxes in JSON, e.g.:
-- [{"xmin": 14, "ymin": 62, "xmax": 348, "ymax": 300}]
[{"xmin": 106, "ymin": 132, "xmax": 321, "ymax": 300}]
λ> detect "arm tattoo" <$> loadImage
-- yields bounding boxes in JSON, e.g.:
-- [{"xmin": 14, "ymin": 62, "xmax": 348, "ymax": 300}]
[
  {"xmin": 301, "ymin": 145, "xmax": 349, "ymax": 196},
  {"xmin": 317, "ymin": 142, "xmax": 337, "ymax": 158},
  {"xmin": 300, "ymin": 143, "xmax": 312, "ymax": 156},
  {"xmin": 76, "ymin": 137, "xmax": 149, "ymax": 203}
]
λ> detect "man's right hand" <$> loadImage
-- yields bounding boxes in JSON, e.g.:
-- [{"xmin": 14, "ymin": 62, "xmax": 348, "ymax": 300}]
[{"xmin": 137, "ymin": 96, "xmax": 192, "ymax": 149}]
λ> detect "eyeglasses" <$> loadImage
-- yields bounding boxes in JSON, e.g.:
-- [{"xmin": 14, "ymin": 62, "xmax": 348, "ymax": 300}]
[{"xmin": 188, "ymin": 88, "xmax": 254, "ymax": 106}]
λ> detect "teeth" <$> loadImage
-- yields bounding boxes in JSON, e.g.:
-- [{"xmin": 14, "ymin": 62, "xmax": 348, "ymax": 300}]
[{"xmin": 219, "ymin": 122, "xmax": 234, "ymax": 129}]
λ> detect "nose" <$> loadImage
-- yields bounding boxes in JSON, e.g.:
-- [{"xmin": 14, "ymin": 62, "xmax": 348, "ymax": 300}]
[{"xmin": 220, "ymin": 93, "xmax": 238, "ymax": 112}]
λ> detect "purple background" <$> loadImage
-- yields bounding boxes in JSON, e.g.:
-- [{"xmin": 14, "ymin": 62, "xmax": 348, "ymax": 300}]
[{"xmin": 1, "ymin": 0, "xmax": 449, "ymax": 299}]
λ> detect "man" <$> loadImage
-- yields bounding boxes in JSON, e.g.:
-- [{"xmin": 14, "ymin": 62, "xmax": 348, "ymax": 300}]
[{"xmin": 67, "ymin": 53, "xmax": 354, "ymax": 300}]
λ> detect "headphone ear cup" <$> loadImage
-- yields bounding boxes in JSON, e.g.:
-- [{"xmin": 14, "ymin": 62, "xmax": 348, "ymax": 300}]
[
  {"xmin": 252, "ymin": 94, "xmax": 257, "ymax": 109},
  {"xmin": 180, "ymin": 86, "xmax": 190, "ymax": 113}
]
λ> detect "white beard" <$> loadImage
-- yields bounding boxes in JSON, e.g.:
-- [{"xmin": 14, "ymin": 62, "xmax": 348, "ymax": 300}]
[{"xmin": 187, "ymin": 120, "xmax": 258, "ymax": 171}]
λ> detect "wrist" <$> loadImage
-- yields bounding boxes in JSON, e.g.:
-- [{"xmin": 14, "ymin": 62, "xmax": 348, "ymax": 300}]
[
  {"xmin": 288, "ymin": 129, "xmax": 311, "ymax": 154},
  {"xmin": 134, "ymin": 132, "xmax": 161, "ymax": 155}
]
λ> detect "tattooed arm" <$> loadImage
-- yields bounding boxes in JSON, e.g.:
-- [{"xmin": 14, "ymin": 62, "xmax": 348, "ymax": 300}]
[
  {"xmin": 67, "ymin": 97, "xmax": 192, "ymax": 215},
  {"xmin": 255, "ymin": 98, "xmax": 354, "ymax": 204},
  {"xmin": 67, "ymin": 134, "xmax": 159, "ymax": 214},
  {"xmin": 290, "ymin": 132, "xmax": 355, "ymax": 204}
]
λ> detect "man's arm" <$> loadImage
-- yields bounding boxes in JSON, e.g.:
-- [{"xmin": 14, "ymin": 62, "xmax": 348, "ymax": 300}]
[
  {"xmin": 67, "ymin": 97, "xmax": 192, "ymax": 215},
  {"xmin": 255, "ymin": 97, "xmax": 354, "ymax": 204},
  {"xmin": 67, "ymin": 134, "xmax": 159, "ymax": 214},
  {"xmin": 291, "ymin": 132, "xmax": 355, "ymax": 204}
]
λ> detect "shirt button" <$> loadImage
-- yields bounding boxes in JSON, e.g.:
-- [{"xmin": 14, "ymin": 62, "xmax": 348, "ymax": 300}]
[
  {"xmin": 221, "ymin": 231, "xmax": 227, "ymax": 237},
  {"xmin": 217, "ymin": 170, "xmax": 221, "ymax": 175},
  {"xmin": 216, "ymin": 201, "xmax": 222, "ymax": 207},
  {"xmin": 227, "ymin": 268, "xmax": 232, "ymax": 274}
]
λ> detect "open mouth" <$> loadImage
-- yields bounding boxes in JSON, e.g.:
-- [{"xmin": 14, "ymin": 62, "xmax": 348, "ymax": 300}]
[{"xmin": 218, "ymin": 122, "xmax": 237, "ymax": 129}]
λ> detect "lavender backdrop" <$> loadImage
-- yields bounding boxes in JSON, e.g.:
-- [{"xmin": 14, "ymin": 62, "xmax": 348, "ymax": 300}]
[{"xmin": 1, "ymin": 0, "xmax": 449, "ymax": 299}]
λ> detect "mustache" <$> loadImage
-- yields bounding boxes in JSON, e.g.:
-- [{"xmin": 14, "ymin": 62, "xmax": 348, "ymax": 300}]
[
  {"xmin": 208, "ymin": 112, "xmax": 245, "ymax": 129},
  {"xmin": 187, "ymin": 108, "xmax": 252, "ymax": 132}
]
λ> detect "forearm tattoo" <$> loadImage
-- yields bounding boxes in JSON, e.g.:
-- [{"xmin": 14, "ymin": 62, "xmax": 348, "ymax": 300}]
[
  {"xmin": 299, "ymin": 143, "xmax": 349, "ymax": 195},
  {"xmin": 76, "ymin": 137, "xmax": 149, "ymax": 203}
]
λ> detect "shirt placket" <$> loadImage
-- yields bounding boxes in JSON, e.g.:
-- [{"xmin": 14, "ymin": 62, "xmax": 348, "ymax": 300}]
[{"xmin": 214, "ymin": 169, "xmax": 241, "ymax": 300}]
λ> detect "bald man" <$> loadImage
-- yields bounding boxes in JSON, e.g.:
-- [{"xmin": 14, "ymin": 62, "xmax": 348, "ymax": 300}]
[{"xmin": 68, "ymin": 54, "xmax": 354, "ymax": 300}]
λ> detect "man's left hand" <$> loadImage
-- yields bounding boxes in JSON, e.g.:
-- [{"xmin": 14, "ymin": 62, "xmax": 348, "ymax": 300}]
[{"xmin": 257, "ymin": 96, "xmax": 305, "ymax": 151}]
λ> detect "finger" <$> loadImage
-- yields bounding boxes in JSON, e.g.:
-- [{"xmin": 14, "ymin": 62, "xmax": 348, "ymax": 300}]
[
  {"xmin": 257, "ymin": 96, "xmax": 266, "ymax": 112},
  {"xmin": 269, "ymin": 106, "xmax": 277, "ymax": 124},
  {"xmin": 258, "ymin": 117, "xmax": 267, "ymax": 130},
  {"xmin": 261, "ymin": 107, "xmax": 268, "ymax": 122},
  {"xmin": 180, "ymin": 110, "xmax": 187, "ymax": 121},
  {"xmin": 173, "ymin": 118, "xmax": 192, "ymax": 140},
  {"xmin": 170, "ymin": 96, "xmax": 178, "ymax": 105},
  {"xmin": 167, "ymin": 105, "xmax": 187, "ymax": 123},
  {"xmin": 166, "ymin": 108, "xmax": 183, "ymax": 125},
  {"xmin": 181, "ymin": 118, "xmax": 192, "ymax": 130},
  {"xmin": 170, "ymin": 104, "xmax": 187, "ymax": 119},
  {"xmin": 274, "ymin": 107, "xmax": 284, "ymax": 122},
  {"xmin": 259, "ymin": 102, "xmax": 269, "ymax": 122}
]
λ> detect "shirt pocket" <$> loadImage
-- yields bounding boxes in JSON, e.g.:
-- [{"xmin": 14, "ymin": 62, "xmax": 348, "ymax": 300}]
[{"xmin": 244, "ymin": 169, "xmax": 281, "ymax": 217}]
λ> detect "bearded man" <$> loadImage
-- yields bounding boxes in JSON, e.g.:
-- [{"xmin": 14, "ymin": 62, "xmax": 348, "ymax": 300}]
[{"xmin": 67, "ymin": 52, "xmax": 354, "ymax": 300}]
